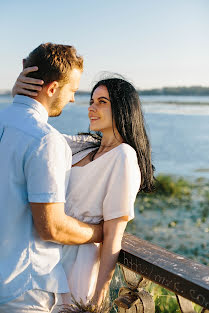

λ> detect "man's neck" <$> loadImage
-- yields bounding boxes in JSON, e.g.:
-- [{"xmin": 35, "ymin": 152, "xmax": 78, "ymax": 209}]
[{"xmin": 31, "ymin": 94, "xmax": 50, "ymax": 115}]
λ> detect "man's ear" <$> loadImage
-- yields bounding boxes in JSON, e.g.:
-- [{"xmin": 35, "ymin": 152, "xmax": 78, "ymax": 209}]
[{"xmin": 46, "ymin": 81, "xmax": 59, "ymax": 97}]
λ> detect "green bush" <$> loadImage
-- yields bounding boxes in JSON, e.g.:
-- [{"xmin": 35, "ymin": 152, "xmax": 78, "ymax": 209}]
[{"xmin": 155, "ymin": 174, "xmax": 192, "ymax": 198}]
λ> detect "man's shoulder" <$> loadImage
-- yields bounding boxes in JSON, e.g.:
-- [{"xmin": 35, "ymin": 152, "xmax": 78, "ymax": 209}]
[
  {"xmin": 28, "ymin": 122, "xmax": 69, "ymax": 154},
  {"xmin": 0, "ymin": 111, "xmax": 67, "ymax": 153},
  {"xmin": 0, "ymin": 106, "xmax": 62, "ymax": 141},
  {"xmin": 16, "ymin": 117, "xmax": 64, "ymax": 147},
  {"xmin": 40, "ymin": 124, "xmax": 68, "ymax": 146},
  {"xmin": 32, "ymin": 120, "xmax": 60, "ymax": 140}
]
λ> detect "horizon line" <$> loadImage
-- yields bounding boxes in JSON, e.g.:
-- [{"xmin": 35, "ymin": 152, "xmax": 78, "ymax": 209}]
[{"xmin": 0, "ymin": 85, "xmax": 209, "ymax": 95}]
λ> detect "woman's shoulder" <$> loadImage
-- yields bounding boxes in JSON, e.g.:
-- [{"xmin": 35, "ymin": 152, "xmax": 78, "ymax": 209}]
[
  {"xmin": 116, "ymin": 143, "xmax": 137, "ymax": 160},
  {"xmin": 113, "ymin": 143, "xmax": 140, "ymax": 174}
]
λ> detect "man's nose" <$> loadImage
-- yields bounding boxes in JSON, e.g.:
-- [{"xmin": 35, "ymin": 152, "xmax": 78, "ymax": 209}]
[{"xmin": 69, "ymin": 94, "xmax": 75, "ymax": 103}]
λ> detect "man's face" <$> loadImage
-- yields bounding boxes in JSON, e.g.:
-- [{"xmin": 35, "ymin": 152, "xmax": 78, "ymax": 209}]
[{"xmin": 49, "ymin": 68, "xmax": 82, "ymax": 117}]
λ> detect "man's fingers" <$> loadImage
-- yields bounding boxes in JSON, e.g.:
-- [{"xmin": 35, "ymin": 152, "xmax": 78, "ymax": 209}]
[{"xmin": 16, "ymin": 82, "xmax": 42, "ymax": 91}]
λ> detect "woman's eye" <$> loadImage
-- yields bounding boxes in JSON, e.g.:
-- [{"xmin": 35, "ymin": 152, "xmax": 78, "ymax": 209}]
[{"xmin": 89, "ymin": 100, "xmax": 106, "ymax": 106}]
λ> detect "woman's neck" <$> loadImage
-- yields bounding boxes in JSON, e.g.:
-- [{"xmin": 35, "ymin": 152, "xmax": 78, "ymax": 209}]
[{"xmin": 98, "ymin": 130, "xmax": 123, "ymax": 153}]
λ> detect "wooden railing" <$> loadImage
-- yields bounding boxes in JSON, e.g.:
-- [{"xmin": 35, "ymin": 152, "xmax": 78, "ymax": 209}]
[{"xmin": 114, "ymin": 233, "xmax": 209, "ymax": 313}]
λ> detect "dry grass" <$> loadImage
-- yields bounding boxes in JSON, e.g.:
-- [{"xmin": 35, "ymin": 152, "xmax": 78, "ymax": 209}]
[{"xmin": 58, "ymin": 295, "xmax": 112, "ymax": 313}]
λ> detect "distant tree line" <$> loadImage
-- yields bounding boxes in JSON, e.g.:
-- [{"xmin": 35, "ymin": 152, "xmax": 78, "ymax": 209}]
[
  {"xmin": 138, "ymin": 86, "xmax": 209, "ymax": 96},
  {"xmin": 1, "ymin": 86, "xmax": 209, "ymax": 96},
  {"xmin": 74, "ymin": 86, "xmax": 209, "ymax": 96}
]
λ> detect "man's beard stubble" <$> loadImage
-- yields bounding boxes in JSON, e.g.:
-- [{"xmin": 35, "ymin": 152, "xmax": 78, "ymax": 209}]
[{"xmin": 49, "ymin": 97, "xmax": 64, "ymax": 117}]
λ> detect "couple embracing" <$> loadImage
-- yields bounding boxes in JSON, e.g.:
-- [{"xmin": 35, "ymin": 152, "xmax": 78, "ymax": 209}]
[{"xmin": 0, "ymin": 43, "xmax": 154, "ymax": 312}]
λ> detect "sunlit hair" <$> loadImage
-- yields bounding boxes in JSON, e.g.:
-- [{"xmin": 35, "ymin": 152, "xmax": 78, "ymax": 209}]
[
  {"xmin": 23, "ymin": 42, "xmax": 83, "ymax": 86},
  {"xmin": 88, "ymin": 78, "xmax": 155, "ymax": 193}
]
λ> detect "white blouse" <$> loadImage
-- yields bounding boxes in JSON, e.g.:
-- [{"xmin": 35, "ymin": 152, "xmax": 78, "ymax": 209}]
[{"xmin": 63, "ymin": 134, "xmax": 141, "ymax": 222}]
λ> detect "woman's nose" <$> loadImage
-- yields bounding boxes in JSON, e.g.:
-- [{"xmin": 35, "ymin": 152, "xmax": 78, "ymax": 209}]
[{"xmin": 88, "ymin": 104, "xmax": 96, "ymax": 112}]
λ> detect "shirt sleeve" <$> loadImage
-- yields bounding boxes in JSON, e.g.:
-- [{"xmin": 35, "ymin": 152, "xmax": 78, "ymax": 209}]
[
  {"xmin": 103, "ymin": 151, "xmax": 141, "ymax": 221},
  {"xmin": 62, "ymin": 134, "xmax": 98, "ymax": 165},
  {"xmin": 24, "ymin": 132, "xmax": 72, "ymax": 203},
  {"xmin": 62, "ymin": 134, "xmax": 81, "ymax": 153},
  {"xmin": 63, "ymin": 134, "xmax": 99, "ymax": 153}
]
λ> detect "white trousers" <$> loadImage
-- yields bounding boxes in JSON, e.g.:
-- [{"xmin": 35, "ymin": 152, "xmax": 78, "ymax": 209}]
[{"xmin": 0, "ymin": 289, "xmax": 56, "ymax": 313}]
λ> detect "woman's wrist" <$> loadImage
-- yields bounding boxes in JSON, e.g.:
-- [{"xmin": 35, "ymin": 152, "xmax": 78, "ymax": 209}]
[
  {"xmin": 92, "ymin": 222, "xmax": 104, "ymax": 243},
  {"xmin": 93, "ymin": 282, "xmax": 109, "ymax": 306}
]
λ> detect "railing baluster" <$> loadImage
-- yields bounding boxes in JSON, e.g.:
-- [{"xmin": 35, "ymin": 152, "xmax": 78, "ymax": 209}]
[{"xmin": 176, "ymin": 294, "xmax": 197, "ymax": 313}]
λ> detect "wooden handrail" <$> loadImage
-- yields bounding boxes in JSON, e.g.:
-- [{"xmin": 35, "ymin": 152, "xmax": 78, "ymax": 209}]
[{"xmin": 117, "ymin": 233, "xmax": 209, "ymax": 310}]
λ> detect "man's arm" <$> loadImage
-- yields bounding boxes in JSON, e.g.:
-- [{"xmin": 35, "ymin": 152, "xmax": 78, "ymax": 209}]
[{"xmin": 30, "ymin": 202, "xmax": 103, "ymax": 244}]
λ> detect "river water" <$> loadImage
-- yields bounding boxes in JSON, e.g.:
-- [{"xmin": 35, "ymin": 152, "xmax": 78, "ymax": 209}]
[{"xmin": 1, "ymin": 94, "xmax": 209, "ymax": 179}]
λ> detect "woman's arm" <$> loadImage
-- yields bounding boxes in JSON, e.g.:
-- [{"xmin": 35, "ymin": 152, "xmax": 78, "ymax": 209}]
[{"xmin": 93, "ymin": 216, "xmax": 128, "ymax": 306}]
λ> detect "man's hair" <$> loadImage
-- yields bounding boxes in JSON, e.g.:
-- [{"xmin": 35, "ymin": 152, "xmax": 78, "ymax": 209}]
[{"xmin": 23, "ymin": 43, "xmax": 83, "ymax": 86}]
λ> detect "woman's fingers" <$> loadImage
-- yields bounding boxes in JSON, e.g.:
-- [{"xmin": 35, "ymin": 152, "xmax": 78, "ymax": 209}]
[
  {"xmin": 16, "ymin": 81, "xmax": 42, "ymax": 91},
  {"xmin": 12, "ymin": 66, "xmax": 44, "ymax": 97},
  {"xmin": 22, "ymin": 66, "xmax": 38, "ymax": 75},
  {"xmin": 14, "ymin": 87, "xmax": 39, "ymax": 97},
  {"xmin": 14, "ymin": 81, "xmax": 42, "ymax": 96},
  {"xmin": 18, "ymin": 67, "xmax": 44, "ymax": 85},
  {"xmin": 18, "ymin": 74, "xmax": 44, "ymax": 85},
  {"xmin": 22, "ymin": 66, "xmax": 39, "ymax": 75}
]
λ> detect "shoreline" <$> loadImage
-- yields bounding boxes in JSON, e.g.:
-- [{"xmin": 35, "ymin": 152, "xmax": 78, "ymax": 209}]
[
  {"xmin": 1, "ymin": 93, "xmax": 209, "ymax": 106},
  {"xmin": 128, "ymin": 174, "xmax": 209, "ymax": 266},
  {"xmin": 1, "ymin": 86, "xmax": 209, "ymax": 97}
]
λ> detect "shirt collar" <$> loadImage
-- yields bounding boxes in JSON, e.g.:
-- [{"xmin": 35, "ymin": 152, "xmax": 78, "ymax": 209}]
[{"xmin": 13, "ymin": 95, "xmax": 48, "ymax": 122}]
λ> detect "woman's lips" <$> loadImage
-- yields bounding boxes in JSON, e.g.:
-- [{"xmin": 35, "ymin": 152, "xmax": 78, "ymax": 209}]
[{"xmin": 89, "ymin": 117, "xmax": 100, "ymax": 122}]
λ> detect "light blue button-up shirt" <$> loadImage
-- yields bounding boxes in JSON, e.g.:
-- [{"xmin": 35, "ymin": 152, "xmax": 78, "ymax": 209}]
[{"xmin": 0, "ymin": 95, "xmax": 72, "ymax": 304}]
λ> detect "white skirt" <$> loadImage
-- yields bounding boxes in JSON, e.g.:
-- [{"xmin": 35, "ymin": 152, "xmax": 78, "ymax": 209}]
[{"xmin": 61, "ymin": 242, "xmax": 101, "ymax": 305}]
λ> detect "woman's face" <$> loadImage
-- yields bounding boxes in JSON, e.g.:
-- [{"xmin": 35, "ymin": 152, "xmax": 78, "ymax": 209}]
[{"xmin": 88, "ymin": 85, "xmax": 113, "ymax": 133}]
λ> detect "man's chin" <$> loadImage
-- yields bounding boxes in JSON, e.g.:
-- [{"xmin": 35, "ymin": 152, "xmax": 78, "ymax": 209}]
[{"xmin": 49, "ymin": 110, "xmax": 62, "ymax": 117}]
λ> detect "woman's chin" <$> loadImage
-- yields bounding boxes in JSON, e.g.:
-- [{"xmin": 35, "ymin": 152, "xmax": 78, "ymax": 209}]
[{"xmin": 90, "ymin": 125, "xmax": 100, "ymax": 132}]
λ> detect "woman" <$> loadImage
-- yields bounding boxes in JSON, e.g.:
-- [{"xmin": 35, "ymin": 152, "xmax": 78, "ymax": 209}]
[{"xmin": 12, "ymin": 72, "xmax": 155, "ymax": 308}]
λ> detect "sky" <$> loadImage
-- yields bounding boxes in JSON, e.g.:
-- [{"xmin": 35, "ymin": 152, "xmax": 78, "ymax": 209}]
[{"xmin": 0, "ymin": 0, "xmax": 208, "ymax": 91}]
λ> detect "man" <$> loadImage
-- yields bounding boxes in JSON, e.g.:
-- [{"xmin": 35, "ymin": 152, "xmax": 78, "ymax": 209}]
[{"xmin": 0, "ymin": 43, "xmax": 103, "ymax": 312}]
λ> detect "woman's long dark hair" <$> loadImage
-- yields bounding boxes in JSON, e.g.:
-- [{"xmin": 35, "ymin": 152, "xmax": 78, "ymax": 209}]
[{"xmin": 88, "ymin": 78, "xmax": 155, "ymax": 193}]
